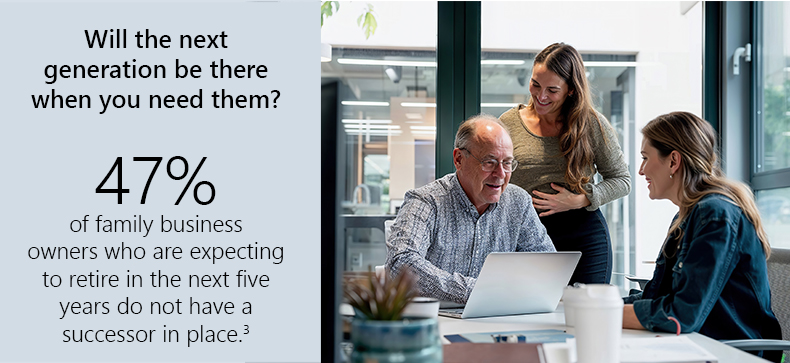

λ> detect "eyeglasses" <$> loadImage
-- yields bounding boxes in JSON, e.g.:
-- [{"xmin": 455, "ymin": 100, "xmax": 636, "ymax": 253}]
[{"xmin": 460, "ymin": 148, "xmax": 518, "ymax": 172}]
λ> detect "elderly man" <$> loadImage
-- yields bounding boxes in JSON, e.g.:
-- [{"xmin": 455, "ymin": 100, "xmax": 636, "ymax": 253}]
[{"xmin": 386, "ymin": 114, "xmax": 554, "ymax": 304}]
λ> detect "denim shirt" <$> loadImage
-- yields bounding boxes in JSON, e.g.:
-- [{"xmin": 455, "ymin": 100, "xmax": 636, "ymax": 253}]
[{"xmin": 624, "ymin": 194, "xmax": 781, "ymax": 343}]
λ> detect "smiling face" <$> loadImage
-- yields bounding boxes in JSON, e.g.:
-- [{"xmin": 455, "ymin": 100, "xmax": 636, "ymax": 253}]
[
  {"xmin": 529, "ymin": 63, "xmax": 572, "ymax": 118},
  {"xmin": 639, "ymin": 138, "xmax": 679, "ymax": 204},
  {"xmin": 454, "ymin": 121, "xmax": 514, "ymax": 214}
]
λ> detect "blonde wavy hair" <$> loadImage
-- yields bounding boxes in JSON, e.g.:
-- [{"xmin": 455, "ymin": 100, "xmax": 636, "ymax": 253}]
[{"xmin": 642, "ymin": 111, "xmax": 770, "ymax": 258}]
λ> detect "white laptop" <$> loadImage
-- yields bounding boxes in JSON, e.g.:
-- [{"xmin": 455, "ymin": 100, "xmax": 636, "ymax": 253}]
[{"xmin": 439, "ymin": 251, "xmax": 581, "ymax": 319}]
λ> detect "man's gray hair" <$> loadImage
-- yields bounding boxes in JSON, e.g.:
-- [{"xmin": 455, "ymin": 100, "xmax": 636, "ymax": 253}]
[{"xmin": 454, "ymin": 114, "xmax": 510, "ymax": 150}]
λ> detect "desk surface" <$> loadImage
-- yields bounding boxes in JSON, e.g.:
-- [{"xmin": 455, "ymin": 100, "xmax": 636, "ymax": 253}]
[{"xmin": 438, "ymin": 306, "xmax": 770, "ymax": 363}]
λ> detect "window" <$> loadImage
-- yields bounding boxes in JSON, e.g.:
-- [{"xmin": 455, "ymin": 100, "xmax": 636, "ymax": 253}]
[
  {"xmin": 756, "ymin": 188, "xmax": 790, "ymax": 247},
  {"xmin": 757, "ymin": 2, "xmax": 790, "ymax": 173},
  {"xmin": 754, "ymin": 2, "xmax": 790, "ymax": 247},
  {"xmin": 321, "ymin": 2, "xmax": 438, "ymax": 271}
]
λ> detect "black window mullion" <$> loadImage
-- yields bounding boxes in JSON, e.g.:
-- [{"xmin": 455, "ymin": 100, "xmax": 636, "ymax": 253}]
[
  {"xmin": 436, "ymin": 2, "xmax": 481, "ymax": 179},
  {"xmin": 703, "ymin": 1, "xmax": 723, "ymax": 133}
]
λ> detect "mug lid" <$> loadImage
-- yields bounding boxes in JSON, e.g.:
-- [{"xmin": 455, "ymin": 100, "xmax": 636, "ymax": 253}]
[{"xmin": 563, "ymin": 284, "xmax": 623, "ymax": 307}]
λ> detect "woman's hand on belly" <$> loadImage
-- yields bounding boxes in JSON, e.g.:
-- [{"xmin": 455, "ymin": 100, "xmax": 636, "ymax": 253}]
[{"xmin": 532, "ymin": 183, "xmax": 591, "ymax": 217}]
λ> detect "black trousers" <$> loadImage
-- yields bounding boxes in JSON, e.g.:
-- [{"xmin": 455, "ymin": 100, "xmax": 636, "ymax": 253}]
[{"xmin": 540, "ymin": 208, "xmax": 612, "ymax": 285}]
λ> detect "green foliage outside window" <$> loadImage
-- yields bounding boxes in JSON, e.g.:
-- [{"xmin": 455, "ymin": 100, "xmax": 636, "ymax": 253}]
[
  {"xmin": 321, "ymin": 1, "xmax": 378, "ymax": 40},
  {"xmin": 762, "ymin": 79, "xmax": 790, "ymax": 171}
]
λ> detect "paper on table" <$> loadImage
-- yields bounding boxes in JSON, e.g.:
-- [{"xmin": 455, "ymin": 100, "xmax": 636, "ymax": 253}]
[
  {"xmin": 543, "ymin": 336, "xmax": 717, "ymax": 363},
  {"xmin": 620, "ymin": 336, "xmax": 718, "ymax": 363},
  {"xmin": 445, "ymin": 329, "xmax": 574, "ymax": 344}
]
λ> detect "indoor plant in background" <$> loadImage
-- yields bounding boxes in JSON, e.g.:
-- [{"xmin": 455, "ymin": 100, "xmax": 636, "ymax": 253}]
[{"xmin": 344, "ymin": 269, "xmax": 442, "ymax": 363}]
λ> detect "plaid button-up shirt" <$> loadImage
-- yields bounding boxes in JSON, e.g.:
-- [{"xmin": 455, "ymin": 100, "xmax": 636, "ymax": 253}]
[{"xmin": 386, "ymin": 173, "xmax": 555, "ymax": 304}]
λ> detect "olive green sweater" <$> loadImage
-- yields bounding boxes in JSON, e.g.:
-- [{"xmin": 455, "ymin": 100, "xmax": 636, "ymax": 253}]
[{"xmin": 499, "ymin": 105, "xmax": 631, "ymax": 211}]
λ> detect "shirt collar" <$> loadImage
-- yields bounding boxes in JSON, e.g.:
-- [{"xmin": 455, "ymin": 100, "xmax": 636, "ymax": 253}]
[{"xmin": 450, "ymin": 173, "xmax": 498, "ymax": 217}]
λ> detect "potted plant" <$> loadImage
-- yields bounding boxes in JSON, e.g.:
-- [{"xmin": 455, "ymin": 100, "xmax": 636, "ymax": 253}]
[{"xmin": 344, "ymin": 269, "xmax": 442, "ymax": 363}]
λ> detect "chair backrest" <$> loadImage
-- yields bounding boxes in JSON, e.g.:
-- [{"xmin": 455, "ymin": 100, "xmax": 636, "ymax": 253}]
[
  {"xmin": 767, "ymin": 248, "xmax": 790, "ymax": 353},
  {"xmin": 384, "ymin": 220, "xmax": 395, "ymax": 241},
  {"xmin": 376, "ymin": 220, "xmax": 396, "ymax": 279}
]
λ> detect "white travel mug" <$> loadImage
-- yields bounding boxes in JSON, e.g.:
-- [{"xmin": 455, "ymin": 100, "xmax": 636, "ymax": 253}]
[
  {"xmin": 564, "ymin": 284, "xmax": 623, "ymax": 363},
  {"xmin": 562, "ymin": 284, "xmax": 586, "ymax": 327}
]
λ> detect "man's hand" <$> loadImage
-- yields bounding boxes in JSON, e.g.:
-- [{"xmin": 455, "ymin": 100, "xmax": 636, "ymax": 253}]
[{"xmin": 532, "ymin": 183, "xmax": 591, "ymax": 217}]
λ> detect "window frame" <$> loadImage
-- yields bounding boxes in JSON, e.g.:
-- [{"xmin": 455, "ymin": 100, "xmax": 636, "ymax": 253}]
[{"xmin": 751, "ymin": 1, "xmax": 790, "ymax": 191}]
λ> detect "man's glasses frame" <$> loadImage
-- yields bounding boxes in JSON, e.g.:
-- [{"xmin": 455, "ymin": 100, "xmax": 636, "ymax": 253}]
[{"xmin": 460, "ymin": 148, "xmax": 518, "ymax": 172}]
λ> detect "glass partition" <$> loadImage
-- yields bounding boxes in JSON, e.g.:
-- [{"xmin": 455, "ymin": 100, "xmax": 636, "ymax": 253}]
[
  {"xmin": 758, "ymin": 2, "xmax": 790, "ymax": 173},
  {"xmin": 754, "ymin": 3, "xmax": 790, "ymax": 248},
  {"xmin": 321, "ymin": 2, "xmax": 438, "ymax": 272}
]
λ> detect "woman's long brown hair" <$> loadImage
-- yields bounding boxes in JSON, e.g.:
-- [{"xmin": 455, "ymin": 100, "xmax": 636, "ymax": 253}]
[
  {"xmin": 642, "ymin": 111, "xmax": 771, "ymax": 258},
  {"xmin": 526, "ymin": 42, "xmax": 605, "ymax": 194}
]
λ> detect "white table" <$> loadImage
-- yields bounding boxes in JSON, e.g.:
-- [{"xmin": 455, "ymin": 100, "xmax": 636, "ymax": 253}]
[{"xmin": 438, "ymin": 305, "xmax": 770, "ymax": 363}]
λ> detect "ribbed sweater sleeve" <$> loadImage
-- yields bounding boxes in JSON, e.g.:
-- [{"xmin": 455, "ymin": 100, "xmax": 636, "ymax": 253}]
[{"xmin": 583, "ymin": 115, "xmax": 631, "ymax": 211}]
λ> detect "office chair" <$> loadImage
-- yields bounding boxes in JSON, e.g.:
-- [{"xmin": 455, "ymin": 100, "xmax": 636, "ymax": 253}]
[
  {"xmin": 384, "ymin": 220, "xmax": 394, "ymax": 240},
  {"xmin": 721, "ymin": 248, "xmax": 790, "ymax": 358},
  {"xmin": 373, "ymin": 220, "xmax": 396, "ymax": 279}
]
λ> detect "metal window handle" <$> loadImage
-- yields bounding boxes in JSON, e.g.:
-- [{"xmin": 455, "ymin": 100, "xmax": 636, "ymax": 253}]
[{"xmin": 733, "ymin": 43, "xmax": 752, "ymax": 76}]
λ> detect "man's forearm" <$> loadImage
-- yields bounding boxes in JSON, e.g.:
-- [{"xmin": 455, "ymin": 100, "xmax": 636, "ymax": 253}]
[{"xmin": 389, "ymin": 252, "xmax": 473, "ymax": 304}]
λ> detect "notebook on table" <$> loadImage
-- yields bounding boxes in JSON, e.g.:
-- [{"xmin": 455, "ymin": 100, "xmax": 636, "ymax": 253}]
[
  {"xmin": 439, "ymin": 251, "xmax": 581, "ymax": 319},
  {"xmin": 443, "ymin": 342, "xmax": 547, "ymax": 363}
]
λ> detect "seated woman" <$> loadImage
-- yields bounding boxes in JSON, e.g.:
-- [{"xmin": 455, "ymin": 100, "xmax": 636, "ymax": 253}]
[{"xmin": 623, "ymin": 111, "xmax": 782, "ymax": 362}]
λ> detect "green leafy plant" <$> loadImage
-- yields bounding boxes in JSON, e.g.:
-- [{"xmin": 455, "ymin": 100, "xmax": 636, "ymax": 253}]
[
  {"xmin": 356, "ymin": 4, "xmax": 377, "ymax": 40},
  {"xmin": 320, "ymin": 1, "xmax": 340, "ymax": 27},
  {"xmin": 321, "ymin": 1, "xmax": 378, "ymax": 40},
  {"xmin": 344, "ymin": 268, "xmax": 417, "ymax": 320},
  {"xmin": 762, "ymin": 80, "xmax": 790, "ymax": 170}
]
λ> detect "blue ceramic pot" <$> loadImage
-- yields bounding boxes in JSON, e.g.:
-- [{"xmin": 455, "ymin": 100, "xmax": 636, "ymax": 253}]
[{"xmin": 350, "ymin": 317, "xmax": 442, "ymax": 363}]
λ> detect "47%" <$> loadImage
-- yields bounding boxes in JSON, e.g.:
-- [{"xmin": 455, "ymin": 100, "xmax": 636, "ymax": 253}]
[{"xmin": 96, "ymin": 156, "xmax": 215, "ymax": 205}]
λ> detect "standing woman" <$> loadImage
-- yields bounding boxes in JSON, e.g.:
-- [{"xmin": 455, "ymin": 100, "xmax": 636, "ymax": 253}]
[
  {"xmin": 500, "ymin": 43, "xmax": 630, "ymax": 284},
  {"xmin": 623, "ymin": 112, "xmax": 781, "ymax": 362}
]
